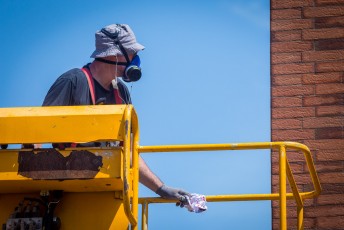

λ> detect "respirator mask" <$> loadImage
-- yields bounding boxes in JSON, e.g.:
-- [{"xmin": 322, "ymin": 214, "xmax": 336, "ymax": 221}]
[
  {"xmin": 124, "ymin": 55, "xmax": 141, "ymax": 82},
  {"xmin": 95, "ymin": 28, "xmax": 142, "ymax": 82}
]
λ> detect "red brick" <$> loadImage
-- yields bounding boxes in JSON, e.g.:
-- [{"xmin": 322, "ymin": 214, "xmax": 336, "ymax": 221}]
[
  {"xmin": 315, "ymin": 183, "xmax": 344, "ymax": 194},
  {"xmin": 303, "ymin": 6, "xmax": 344, "ymax": 18},
  {"xmin": 289, "ymin": 162, "xmax": 306, "ymax": 174},
  {"xmin": 274, "ymin": 129, "xmax": 315, "ymax": 140},
  {"xmin": 272, "ymin": 205, "xmax": 303, "ymax": 219},
  {"xmin": 302, "ymin": 50, "xmax": 344, "ymax": 62},
  {"xmin": 316, "ymin": 149, "xmax": 344, "ymax": 161},
  {"xmin": 271, "ymin": 9, "xmax": 302, "ymax": 20},
  {"xmin": 317, "ymin": 105, "xmax": 344, "ymax": 116},
  {"xmin": 317, "ymin": 216, "xmax": 344, "ymax": 229},
  {"xmin": 271, "ymin": 0, "xmax": 313, "ymax": 9},
  {"xmin": 289, "ymin": 162, "xmax": 305, "ymax": 174},
  {"xmin": 272, "ymin": 41, "xmax": 313, "ymax": 53},
  {"xmin": 316, "ymin": 83, "xmax": 344, "ymax": 94},
  {"xmin": 315, "ymin": 161, "xmax": 344, "ymax": 172},
  {"xmin": 273, "ymin": 74, "xmax": 303, "ymax": 86},
  {"xmin": 303, "ymin": 28, "xmax": 344, "ymax": 40},
  {"xmin": 288, "ymin": 150, "xmax": 315, "ymax": 163},
  {"xmin": 271, "ymin": 152, "xmax": 279, "ymax": 164},
  {"xmin": 315, "ymin": 16, "xmax": 344, "ymax": 28},
  {"xmin": 272, "ymin": 63, "xmax": 314, "ymax": 75},
  {"xmin": 272, "ymin": 218, "xmax": 316, "ymax": 230},
  {"xmin": 272, "ymin": 173, "xmax": 312, "ymax": 186},
  {"xmin": 303, "ymin": 139, "xmax": 344, "ymax": 150},
  {"xmin": 317, "ymin": 194, "xmax": 344, "ymax": 205},
  {"xmin": 316, "ymin": 61, "xmax": 344, "ymax": 73},
  {"xmin": 306, "ymin": 198, "xmax": 320, "ymax": 208},
  {"xmin": 271, "ymin": 0, "xmax": 344, "ymax": 225},
  {"xmin": 305, "ymin": 204, "xmax": 344, "ymax": 217},
  {"xmin": 316, "ymin": 0, "xmax": 344, "ymax": 6},
  {"xmin": 272, "ymin": 118, "xmax": 303, "ymax": 130},
  {"xmin": 271, "ymin": 150, "xmax": 307, "ymax": 163},
  {"xmin": 271, "ymin": 184, "xmax": 280, "ymax": 193},
  {"xmin": 271, "ymin": 30, "xmax": 302, "ymax": 42},
  {"xmin": 291, "ymin": 153, "xmax": 313, "ymax": 165},
  {"xmin": 272, "ymin": 19, "xmax": 313, "ymax": 31},
  {"xmin": 302, "ymin": 72, "xmax": 343, "ymax": 84},
  {"xmin": 272, "ymin": 85, "xmax": 314, "ymax": 97},
  {"xmin": 303, "ymin": 94, "xmax": 344, "ymax": 106},
  {"xmin": 315, "ymin": 38, "xmax": 344, "ymax": 50},
  {"xmin": 292, "ymin": 173, "xmax": 314, "ymax": 185},
  {"xmin": 272, "ymin": 97, "xmax": 303, "ymax": 107},
  {"xmin": 319, "ymin": 172, "xmax": 344, "ymax": 183},
  {"xmin": 272, "ymin": 52, "xmax": 302, "ymax": 64},
  {"xmin": 280, "ymin": 199, "xmax": 316, "ymax": 208},
  {"xmin": 316, "ymin": 127, "xmax": 343, "ymax": 139},
  {"xmin": 272, "ymin": 107, "xmax": 315, "ymax": 119},
  {"xmin": 303, "ymin": 116, "xmax": 343, "ymax": 128},
  {"xmin": 272, "ymin": 204, "xmax": 292, "ymax": 218},
  {"xmin": 273, "ymin": 217, "xmax": 316, "ymax": 230}
]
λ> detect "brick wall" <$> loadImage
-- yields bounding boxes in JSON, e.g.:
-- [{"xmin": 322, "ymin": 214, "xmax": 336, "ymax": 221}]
[{"xmin": 271, "ymin": 0, "xmax": 344, "ymax": 229}]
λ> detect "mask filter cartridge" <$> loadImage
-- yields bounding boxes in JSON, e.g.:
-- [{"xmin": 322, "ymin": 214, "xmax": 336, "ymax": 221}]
[{"xmin": 123, "ymin": 55, "xmax": 141, "ymax": 82}]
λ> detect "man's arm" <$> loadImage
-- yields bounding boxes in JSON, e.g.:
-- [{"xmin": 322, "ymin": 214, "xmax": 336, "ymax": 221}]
[
  {"xmin": 139, "ymin": 156, "xmax": 163, "ymax": 192},
  {"xmin": 139, "ymin": 156, "xmax": 190, "ymax": 202}
]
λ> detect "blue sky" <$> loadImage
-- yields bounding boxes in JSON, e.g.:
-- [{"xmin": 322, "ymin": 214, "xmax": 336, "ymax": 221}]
[{"xmin": 0, "ymin": 1, "xmax": 270, "ymax": 229}]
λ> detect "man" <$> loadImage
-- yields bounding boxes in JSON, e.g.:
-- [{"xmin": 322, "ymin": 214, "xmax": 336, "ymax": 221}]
[{"xmin": 43, "ymin": 24, "xmax": 190, "ymax": 204}]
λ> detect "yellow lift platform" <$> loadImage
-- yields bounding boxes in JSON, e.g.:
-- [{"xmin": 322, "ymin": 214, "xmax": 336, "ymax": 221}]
[{"xmin": 0, "ymin": 105, "xmax": 321, "ymax": 230}]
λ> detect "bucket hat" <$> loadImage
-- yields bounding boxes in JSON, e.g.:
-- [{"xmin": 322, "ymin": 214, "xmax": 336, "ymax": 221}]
[{"xmin": 90, "ymin": 24, "xmax": 145, "ymax": 58}]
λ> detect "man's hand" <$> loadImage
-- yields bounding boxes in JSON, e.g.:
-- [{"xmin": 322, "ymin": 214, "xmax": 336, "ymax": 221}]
[{"xmin": 155, "ymin": 185, "xmax": 190, "ymax": 204}]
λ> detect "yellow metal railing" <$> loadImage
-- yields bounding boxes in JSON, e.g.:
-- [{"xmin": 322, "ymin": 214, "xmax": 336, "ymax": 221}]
[
  {"xmin": 137, "ymin": 142, "xmax": 321, "ymax": 230},
  {"xmin": 0, "ymin": 105, "xmax": 321, "ymax": 230}
]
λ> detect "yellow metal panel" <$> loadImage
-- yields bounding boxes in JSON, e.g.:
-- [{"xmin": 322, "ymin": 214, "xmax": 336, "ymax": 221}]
[
  {"xmin": 0, "ymin": 105, "xmax": 126, "ymax": 144},
  {"xmin": 0, "ymin": 105, "xmax": 140, "ymax": 229},
  {"xmin": 55, "ymin": 192, "xmax": 129, "ymax": 230},
  {"xmin": 0, "ymin": 148, "xmax": 123, "ymax": 193},
  {"xmin": 0, "ymin": 192, "xmax": 129, "ymax": 230}
]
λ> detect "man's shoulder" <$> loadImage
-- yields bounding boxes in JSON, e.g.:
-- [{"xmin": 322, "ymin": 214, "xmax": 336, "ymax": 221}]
[
  {"xmin": 60, "ymin": 68, "xmax": 85, "ymax": 80},
  {"xmin": 57, "ymin": 68, "xmax": 88, "ymax": 87},
  {"xmin": 43, "ymin": 67, "xmax": 89, "ymax": 106}
]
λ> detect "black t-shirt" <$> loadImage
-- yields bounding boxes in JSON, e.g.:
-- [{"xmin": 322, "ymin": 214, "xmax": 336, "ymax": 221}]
[{"xmin": 43, "ymin": 65, "xmax": 131, "ymax": 106}]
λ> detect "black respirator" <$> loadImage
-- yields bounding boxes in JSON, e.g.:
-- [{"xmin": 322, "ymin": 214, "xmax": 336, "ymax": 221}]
[{"xmin": 95, "ymin": 28, "xmax": 142, "ymax": 82}]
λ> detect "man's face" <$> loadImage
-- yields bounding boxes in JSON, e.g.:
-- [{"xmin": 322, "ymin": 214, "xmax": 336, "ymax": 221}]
[{"xmin": 104, "ymin": 54, "xmax": 135, "ymax": 77}]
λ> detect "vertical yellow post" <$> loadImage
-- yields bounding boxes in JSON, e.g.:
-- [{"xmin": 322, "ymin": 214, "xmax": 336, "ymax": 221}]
[
  {"xmin": 297, "ymin": 206, "xmax": 304, "ymax": 230},
  {"xmin": 141, "ymin": 201, "xmax": 149, "ymax": 230},
  {"xmin": 131, "ymin": 107, "xmax": 140, "ymax": 230},
  {"xmin": 123, "ymin": 105, "xmax": 138, "ymax": 229},
  {"xmin": 279, "ymin": 145, "xmax": 287, "ymax": 230}
]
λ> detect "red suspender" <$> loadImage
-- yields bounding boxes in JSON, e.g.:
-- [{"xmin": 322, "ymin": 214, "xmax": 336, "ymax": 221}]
[
  {"xmin": 81, "ymin": 68, "xmax": 123, "ymax": 104},
  {"xmin": 81, "ymin": 68, "xmax": 96, "ymax": 105}
]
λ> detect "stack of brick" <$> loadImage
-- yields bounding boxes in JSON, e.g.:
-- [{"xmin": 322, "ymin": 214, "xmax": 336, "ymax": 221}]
[{"xmin": 271, "ymin": 0, "xmax": 343, "ymax": 229}]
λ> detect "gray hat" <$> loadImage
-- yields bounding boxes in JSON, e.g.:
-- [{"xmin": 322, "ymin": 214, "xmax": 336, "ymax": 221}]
[{"xmin": 90, "ymin": 24, "xmax": 145, "ymax": 58}]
